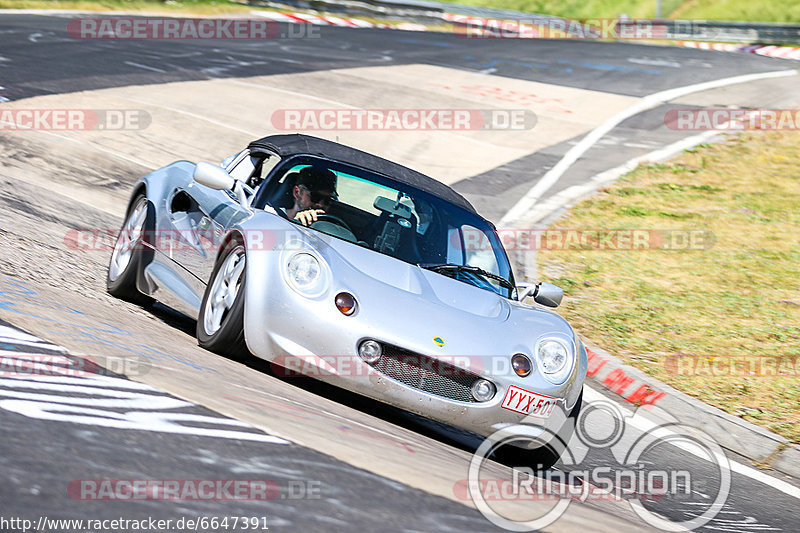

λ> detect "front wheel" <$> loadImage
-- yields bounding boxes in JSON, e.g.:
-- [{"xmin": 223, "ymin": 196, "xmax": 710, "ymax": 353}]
[
  {"xmin": 497, "ymin": 389, "xmax": 583, "ymax": 471},
  {"xmin": 107, "ymin": 195, "xmax": 153, "ymax": 304},
  {"xmin": 197, "ymin": 240, "xmax": 249, "ymax": 358}
]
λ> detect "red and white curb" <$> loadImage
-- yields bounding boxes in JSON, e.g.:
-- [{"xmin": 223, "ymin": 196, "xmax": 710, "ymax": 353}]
[
  {"xmin": 679, "ymin": 40, "xmax": 800, "ymax": 60},
  {"xmin": 251, "ymin": 10, "xmax": 430, "ymax": 32}
]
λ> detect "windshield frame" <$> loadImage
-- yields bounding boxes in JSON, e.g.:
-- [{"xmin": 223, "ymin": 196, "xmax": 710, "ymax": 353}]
[{"xmin": 252, "ymin": 155, "xmax": 516, "ymax": 298}]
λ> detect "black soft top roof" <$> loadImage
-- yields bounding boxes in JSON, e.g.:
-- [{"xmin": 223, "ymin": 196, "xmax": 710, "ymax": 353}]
[{"xmin": 248, "ymin": 134, "xmax": 477, "ymax": 214}]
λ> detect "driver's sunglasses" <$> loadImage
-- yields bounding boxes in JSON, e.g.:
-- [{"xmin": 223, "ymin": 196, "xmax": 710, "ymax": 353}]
[{"xmin": 299, "ymin": 185, "xmax": 335, "ymax": 205}]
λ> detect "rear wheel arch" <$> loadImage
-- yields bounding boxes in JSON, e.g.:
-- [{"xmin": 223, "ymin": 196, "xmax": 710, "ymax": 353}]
[
  {"xmin": 126, "ymin": 183, "xmax": 148, "ymax": 214},
  {"xmin": 106, "ymin": 192, "xmax": 155, "ymax": 304}
]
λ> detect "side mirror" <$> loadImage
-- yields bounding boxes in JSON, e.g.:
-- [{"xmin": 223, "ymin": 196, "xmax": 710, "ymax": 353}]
[
  {"xmin": 517, "ymin": 281, "xmax": 563, "ymax": 308},
  {"xmin": 193, "ymin": 162, "xmax": 235, "ymax": 191},
  {"xmin": 516, "ymin": 282, "xmax": 536, "ymax": 301},
  {"xmin": 534, "ymin": 282, "xmax": 563, "ymax": 308},
  {"xmin": 193, "ymin": 162, "xmax": 250, "ymax": 209}
]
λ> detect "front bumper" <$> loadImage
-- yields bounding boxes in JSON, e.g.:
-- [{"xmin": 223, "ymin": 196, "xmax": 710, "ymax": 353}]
[{"xmin": 243, "ymin": 250, "xmax": 585, "ymax": 442}]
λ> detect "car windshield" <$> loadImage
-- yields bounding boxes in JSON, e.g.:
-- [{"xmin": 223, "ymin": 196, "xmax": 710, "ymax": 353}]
[{"xmin": 257, "ymin": 156, "xmax": 514, "ymax": 298}]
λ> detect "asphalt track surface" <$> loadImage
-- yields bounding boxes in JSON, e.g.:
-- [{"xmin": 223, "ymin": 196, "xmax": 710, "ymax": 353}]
[
  {"xmin": 0, "ymin": 321, "xmax": 502, "ymax": 532},
  {"xmin": 1, "ymin": 12, "xmax": 800, "ymax": 533}
]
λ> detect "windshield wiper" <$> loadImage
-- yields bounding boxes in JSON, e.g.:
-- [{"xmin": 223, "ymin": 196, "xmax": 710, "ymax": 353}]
[{"xmin": 418, "ymin": 263, "xmax": 514, "ymax": 290}]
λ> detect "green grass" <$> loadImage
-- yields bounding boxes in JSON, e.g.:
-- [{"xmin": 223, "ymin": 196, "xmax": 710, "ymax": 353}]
[
  {"xmin": 0, "ymin": 0, "xmax": 253, "ymax": 14},
  {"xmin": 437, "ymin": 0, "xmax": 800, "ymax": 23},
  {"xmin": 0, "ymin": 0, "xmax": 433, "ymax": 28},
  {"xmin": 537, "ymin": 130, "xmax": 800, "ymax": 442},
  {"xmin": 4, "ymin": 0, "xmax": 800, "ymax": 23}
]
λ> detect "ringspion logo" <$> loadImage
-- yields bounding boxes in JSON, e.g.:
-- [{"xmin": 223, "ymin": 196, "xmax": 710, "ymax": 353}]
[{"xmin": 464, "ymin": 399, "xmax": 731, "ymax": 531}]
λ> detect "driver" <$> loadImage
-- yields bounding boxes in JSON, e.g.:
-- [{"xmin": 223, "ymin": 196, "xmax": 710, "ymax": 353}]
[{"xmin": 284, "ymin": 166, "xmax": 337, "ymax": 226}]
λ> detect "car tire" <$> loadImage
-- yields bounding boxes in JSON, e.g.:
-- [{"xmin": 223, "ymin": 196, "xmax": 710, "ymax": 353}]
[
  {"xmin": 107, "ymin": 194, "xmax": 154, "ymax": 304},
  {"xmin": 499, "ymin": 389, "xmax": 583, "ymax": 471},
  {"xmin": 196, "ymin": 239, "xmax": 250, "ymax": 359}
]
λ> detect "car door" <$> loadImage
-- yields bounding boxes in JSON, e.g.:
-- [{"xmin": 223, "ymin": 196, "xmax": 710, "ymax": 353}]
[
  {"xmin": 165, "ymin": 184, "xmax": 241, "ymax": 285},
  {"xmin": 167, "ymin": 150, "xmax": 281, "ymax": 285}
]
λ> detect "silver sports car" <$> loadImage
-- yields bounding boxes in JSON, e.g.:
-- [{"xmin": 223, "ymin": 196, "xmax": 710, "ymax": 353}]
[{"xmin": 107, "ymin": 134, "xmax": 587, "ymax": 467}]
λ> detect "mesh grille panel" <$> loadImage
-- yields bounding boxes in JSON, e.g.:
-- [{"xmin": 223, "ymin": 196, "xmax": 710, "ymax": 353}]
[{"xmin": 373, "ymin": 344, "xmax": 481, "ymax": 403}]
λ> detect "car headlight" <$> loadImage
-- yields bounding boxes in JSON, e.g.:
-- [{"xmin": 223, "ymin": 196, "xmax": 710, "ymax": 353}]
[
  {"xmin": 358, "ymin": 339, "xmax": 382, "ymax": 365},
  {"xmin": 471, "ymin": 379, "xmax": 496, "ymax": 402},
  {"xmin": 285, "ymin": 252, "xmax": 325, "ymax": 295},
  {"xmin": 536, "ymin": 338, "xmax": 574, "ymax": 383}
]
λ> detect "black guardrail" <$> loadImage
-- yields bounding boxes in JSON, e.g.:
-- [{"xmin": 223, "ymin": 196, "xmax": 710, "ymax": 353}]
[
  {"xmin": 246, "ymin": 0, "xmax": 800, "ymax": 44},
  {"xmin": 618, "ymin": 19, "xmax": 800, "ymax": 44},
  {"xmin": 247, "ymin": 0, "xmax": 448, "ymax": 22}
]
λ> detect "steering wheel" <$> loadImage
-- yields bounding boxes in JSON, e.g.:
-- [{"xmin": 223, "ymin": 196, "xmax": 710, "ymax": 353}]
[
  {"xmin": 310, "ymin": 214, "xmax": 357, "ymax": 242},
  {"xmin": 311, "ymin": 214, "xmax": 352, "ymax": 231}
]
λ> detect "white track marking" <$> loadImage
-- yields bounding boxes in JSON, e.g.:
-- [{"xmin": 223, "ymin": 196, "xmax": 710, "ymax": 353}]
[
  {"xmin": 114, "ymin": 94, "xmax": 261, "ymax": 136},
  {"xmin": 584, "ymin": 387, "xmax": 800, "ymax": 500},
  {"xmin": 520, "ymin": 114, "xmax": 798, "ymax": 498},
  {"xmin": 222, "ymin": 79, "xmax": 515, "ymax": 150},
  {"xmin": 124, "ymin": 61, "xmax": 166, "ymax": 73},
  {"xmin": 499, "ymin": 69, "xmax": 799, "ymax": 227},
  {"xmin": 0, "ymin": 120, "xmax": 152, "ymax": 169},
  {"xmin": 40, "ymin": 131, "xmax": 151, "ymax": 168},
  {"xmin": 224, "ymin": 79, "xmax": 363, "ymax": 109},
  {"xmin": 524, "ymin": 129, "xmax": 723, "ymax": 225},
  {"xmin": 0, "ymin": 337, "xmax": 67, "ymax": 351},
  {"xmin": 0, "ymin": 325, "xmax": 55, "ymax": 344}
]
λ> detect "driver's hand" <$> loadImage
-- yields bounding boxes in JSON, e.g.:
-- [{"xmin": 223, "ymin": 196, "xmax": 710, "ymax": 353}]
[{"xmin": 294, "ymin": 209, "xmax": 325, "ymax": 227}]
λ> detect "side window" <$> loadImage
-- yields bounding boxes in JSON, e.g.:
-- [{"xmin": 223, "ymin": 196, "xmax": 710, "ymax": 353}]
[
  {"xmin": 228, "ymin": 153, "xmax": 256, "ymax": 181},
  {"xmin": 447, "ymin": 224, "xmax": 500, "ymax": 273},
  {"xmin": 229, "ymin": 153, "xmax": 281, "ymax": 189},
  {"xmin": 256, "ymin": 154, "xmax": 281, "ymax": 183},
  {"xmin": 446, "ymin": 227, "xmax": 465, "ymax": 265}
]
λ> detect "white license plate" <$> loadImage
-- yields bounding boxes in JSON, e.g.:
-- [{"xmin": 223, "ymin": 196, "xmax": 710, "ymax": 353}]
[{"xmin": 501, "ymin": 385, "xmax": 557, "ymax": 418}]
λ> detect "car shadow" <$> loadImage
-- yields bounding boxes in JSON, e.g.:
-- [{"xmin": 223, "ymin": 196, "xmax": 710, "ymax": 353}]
[
  {"xmin": 236, "ymin": 351, "xmax": 562, "ymax": 472},
  {"xmin": 139, "ymin": 301, "xmax": 563, "ymax": 473}
]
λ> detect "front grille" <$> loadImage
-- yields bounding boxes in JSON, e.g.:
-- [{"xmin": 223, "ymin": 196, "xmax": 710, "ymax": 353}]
[{"xmin": 373, "ymin": 343, "xmax": 482, "ymax": 403}]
